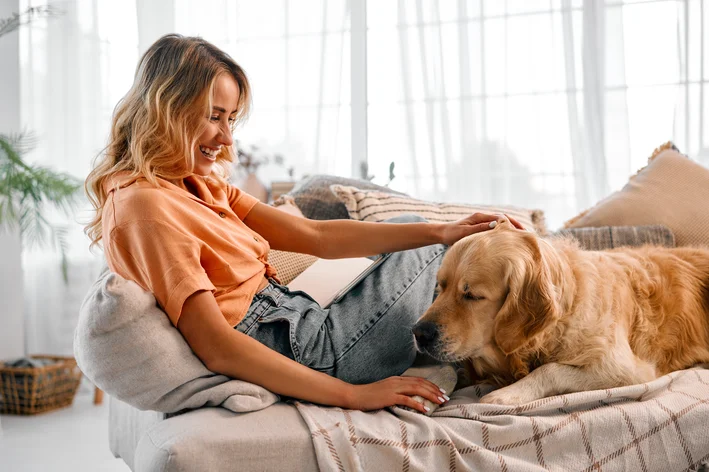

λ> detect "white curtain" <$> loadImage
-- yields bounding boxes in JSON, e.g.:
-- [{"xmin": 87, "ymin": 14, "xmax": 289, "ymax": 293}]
[
  {"xmin": 17, "ymin": 0, "xmax": 708, "ymax": 354},
  {"xmin": 19, "ymin": 0, "xmax": 139, "ymax": 355},
  {"xmin": 367, "ymin": 0, "xmax": 705, "ymax": 229}
]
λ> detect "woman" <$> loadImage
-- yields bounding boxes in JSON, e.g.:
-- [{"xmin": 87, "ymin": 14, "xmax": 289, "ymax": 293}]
[{"xmin": 85, "ymin": 34, "xmax": 523, "ymax": 414}]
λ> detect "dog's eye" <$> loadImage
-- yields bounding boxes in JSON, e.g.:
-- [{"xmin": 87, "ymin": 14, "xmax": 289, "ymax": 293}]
[{"xmin": 463, "ymin": 293, "xmax": 484, "ymax": 301}]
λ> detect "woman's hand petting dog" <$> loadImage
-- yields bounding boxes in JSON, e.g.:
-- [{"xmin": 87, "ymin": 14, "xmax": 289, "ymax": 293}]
[{"xmin": 439, "ymin": 212, "xmax": 526, "ymax": 247}]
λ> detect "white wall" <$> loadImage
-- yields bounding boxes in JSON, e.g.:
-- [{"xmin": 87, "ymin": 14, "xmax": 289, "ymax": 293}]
[{"xmin": 0, "ymin": 0, "xmax": 25, "ymax": 360}]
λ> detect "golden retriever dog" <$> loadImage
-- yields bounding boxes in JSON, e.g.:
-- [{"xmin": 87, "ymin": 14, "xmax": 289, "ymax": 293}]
[{"xmin": 413, "ymin": 220, "xmax": 709, "ymax": 405}]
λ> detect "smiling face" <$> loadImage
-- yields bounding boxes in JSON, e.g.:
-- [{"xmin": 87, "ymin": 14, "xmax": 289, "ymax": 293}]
[{"xmin": 193, "ymin": 73, "xmax": 240, "ymax": 176}]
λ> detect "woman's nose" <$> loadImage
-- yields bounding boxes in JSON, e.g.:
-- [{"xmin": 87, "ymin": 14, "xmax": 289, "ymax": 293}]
[{"xmin": 217, "ymin": 125, "xmax": 233, "ymax": 146}]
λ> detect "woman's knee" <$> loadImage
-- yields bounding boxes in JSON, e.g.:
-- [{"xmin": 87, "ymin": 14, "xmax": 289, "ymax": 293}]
[{"xmin": 335, "ymin": 338, "xmax": 417, "ymax": 384}]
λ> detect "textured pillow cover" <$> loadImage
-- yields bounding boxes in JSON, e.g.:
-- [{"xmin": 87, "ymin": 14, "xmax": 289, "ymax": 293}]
[
  {"xmin": 553, "ymin": 225, "xmax": 675, "ymax": 251},
  {"xmin": 269, "ymin": 194, "xmax": 318, "ymax": 284},
  {"xmin": 331, "ymin": 185, "xmax": 548, "ymax": 235},
  {"xmin": 564, "ymin": 142, "xmax": 709, "ymax": 247},
  {"xmin": 74, "ymin": 270, "xmax": 279, "ymax": 414},
  {"xmin": 268, "ymin": 250, "xmax": 318, "ymax": 285}
]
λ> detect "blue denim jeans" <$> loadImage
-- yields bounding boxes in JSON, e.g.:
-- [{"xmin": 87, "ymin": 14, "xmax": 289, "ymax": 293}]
[{"xmin": 234, "ymin": 215, "xmax": 446, "ymax": 385}]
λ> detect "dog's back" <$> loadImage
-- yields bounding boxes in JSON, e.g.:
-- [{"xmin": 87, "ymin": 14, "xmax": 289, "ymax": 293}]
[{"xmin": 606, "ymin": 246, "xmax": 709, "ymax": 375}]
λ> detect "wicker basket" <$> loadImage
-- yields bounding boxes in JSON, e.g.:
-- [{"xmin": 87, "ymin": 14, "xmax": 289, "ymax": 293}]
[{"xmin": 0, "ymin": 355, "xmax": 83, "ymax": 415}]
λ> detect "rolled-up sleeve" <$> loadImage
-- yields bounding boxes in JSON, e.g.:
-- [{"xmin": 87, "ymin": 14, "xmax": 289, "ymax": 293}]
[
  {"xmin": 226, "ymin": 185, "xmax": 260, "ymax": 220},
  {"xmin": 108, "ymin": 220, "xmax": 215, "ymax": 326}
]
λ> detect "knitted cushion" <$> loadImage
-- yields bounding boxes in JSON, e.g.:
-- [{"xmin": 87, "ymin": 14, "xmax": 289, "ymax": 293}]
[
  {"xmin": 553, "ymin": 225, "xmax": 675, "ymax": 250},
  {"xmin": 268, "ymin": 196, "xmax": 318, "ymax": 284},
  {"xmin": 267, "ymin": 250, "xmax": 318, "ymax": 285}
]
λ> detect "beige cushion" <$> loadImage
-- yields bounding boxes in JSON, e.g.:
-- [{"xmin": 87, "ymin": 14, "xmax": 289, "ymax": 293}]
[
  {"xmin": 268, "ymin": 196, "xmax": 318, "ymax": 284},
  {"xmin": 267, "ymin": 250, "xmax": 318, "ymax": 285},
  {"xmin": 564, "ymin": 143, "xmax": 709, "ymax": 247},
  {"xmin": 330, "ymin": 185, "xmax": 548, "ymax": 234}
]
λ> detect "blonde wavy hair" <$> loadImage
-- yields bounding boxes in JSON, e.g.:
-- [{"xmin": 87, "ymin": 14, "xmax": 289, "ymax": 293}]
[{"xmin": 84, "ymin": 34, "xmax": 251, "ymax": 248}]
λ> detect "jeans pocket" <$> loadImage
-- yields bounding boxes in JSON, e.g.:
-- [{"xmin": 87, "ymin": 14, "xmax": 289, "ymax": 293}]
[
  {"xmin": 236, "ymin": 298, "xmax": 272, "ymax": 335},
  {"xmin": 258, "ymin": 298, "xmax": 334, "ymax": 372},
  {"xmin": 257, "ymin": 306, "xmax": 303, "ymax": 362}
]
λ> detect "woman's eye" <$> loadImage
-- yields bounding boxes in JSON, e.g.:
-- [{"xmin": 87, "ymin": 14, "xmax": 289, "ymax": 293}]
[{"xmin": 210, "ymin": 116, "xmax": 220, "ymax": 121}]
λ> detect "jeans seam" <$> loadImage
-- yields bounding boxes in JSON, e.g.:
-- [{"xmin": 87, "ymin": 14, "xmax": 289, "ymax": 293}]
[
  {"xmin": 334, "ymin": 245, "xmax": 446, "ymax": 363},
  {"xmin": 240, "ymin": 299, "xmax": 272, "ymax": 335}
]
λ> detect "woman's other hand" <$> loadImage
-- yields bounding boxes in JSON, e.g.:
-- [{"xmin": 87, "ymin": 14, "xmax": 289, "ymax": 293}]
[
  {"xmin": 345, "ymin": 376, "xmax": 449, "ymax": 413},
  {"xmin": 439, "ymin": 212, "xmax": 526, "ymax": 246}
]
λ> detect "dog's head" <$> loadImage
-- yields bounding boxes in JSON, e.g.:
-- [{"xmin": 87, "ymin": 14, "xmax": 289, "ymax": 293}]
[{"xmin": 413, "ymin": 220, "xmax": 563, "ymax": 365}]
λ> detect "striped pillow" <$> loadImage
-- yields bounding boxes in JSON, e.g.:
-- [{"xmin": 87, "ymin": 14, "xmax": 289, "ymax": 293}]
[
  {"xmin": 330, "ymin": 185, "xmax": 548, "ymax": 234},
  {"xmin": 553, "ymin": 225, "xmax": 675, "ymax": 251}
]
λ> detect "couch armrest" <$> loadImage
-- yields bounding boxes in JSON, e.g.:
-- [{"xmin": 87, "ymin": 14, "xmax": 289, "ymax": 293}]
[{"xmin": 108, "ymin": 395, "xmax": 166, "ymax": 470}]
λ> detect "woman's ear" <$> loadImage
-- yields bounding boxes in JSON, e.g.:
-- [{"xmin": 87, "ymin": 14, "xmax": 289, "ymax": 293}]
[{"xmin": 494, "ymin": 234, "xmax": 560, "ymax": 355}]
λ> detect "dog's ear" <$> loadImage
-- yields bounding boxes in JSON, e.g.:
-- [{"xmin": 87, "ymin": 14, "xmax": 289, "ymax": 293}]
[{"xmin": 494, "ymin": 235, "xmax": 560, "ymax": 355}]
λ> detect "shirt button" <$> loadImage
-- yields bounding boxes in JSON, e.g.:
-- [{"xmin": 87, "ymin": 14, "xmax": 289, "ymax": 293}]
[{"xmin": 218, "ymin": 212, "xmax": 226, "ymax": 218}]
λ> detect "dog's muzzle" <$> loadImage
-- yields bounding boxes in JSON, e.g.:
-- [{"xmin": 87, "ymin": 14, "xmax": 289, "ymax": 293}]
[{"xmin": 412, "ymin": 321, "xmax": 439, "ymax": 352}]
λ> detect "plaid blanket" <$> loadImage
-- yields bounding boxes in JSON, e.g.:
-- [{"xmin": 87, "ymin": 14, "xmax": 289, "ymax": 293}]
[{"xmin": 296, "ymin": 366, "xmax": 709, "ymax": 472}]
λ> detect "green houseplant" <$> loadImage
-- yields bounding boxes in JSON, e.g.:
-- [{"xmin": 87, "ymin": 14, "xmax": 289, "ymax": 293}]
[{"xmin": 0, "ymin": 6, "xmax": 81, "ymax": 281}]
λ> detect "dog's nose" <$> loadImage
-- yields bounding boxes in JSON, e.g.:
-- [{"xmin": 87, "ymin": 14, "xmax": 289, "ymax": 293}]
[{"xmin": 412, "ymin": 321, "xmax": 439, "ymax": 349}]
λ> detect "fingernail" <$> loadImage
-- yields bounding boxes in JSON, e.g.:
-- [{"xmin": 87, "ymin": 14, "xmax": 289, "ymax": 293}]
[
  {"xmin": 443, "ymin": 395, "xmax": 450, "ymax": 401},
  {"xmin": 424, "ymin": 406, "xmax": 431, "ymax": 412},
  {"xmin": 488, "ymin": 221, "xmax": 497, "ymax": 229},
  {"xmin": 438, "ymin": 396, "xmax": 445, "ymax": 403},
  {"xmin": 439, "ymin": 388, "xmax": 446, "ymax": 394}
]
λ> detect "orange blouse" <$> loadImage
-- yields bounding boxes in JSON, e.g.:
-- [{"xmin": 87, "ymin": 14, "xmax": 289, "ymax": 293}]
[{"xmin": 102, "ymin": 174, "xmax": 277, "ymax": 327}]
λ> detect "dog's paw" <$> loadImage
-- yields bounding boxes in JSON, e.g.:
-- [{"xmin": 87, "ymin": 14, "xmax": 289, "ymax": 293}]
[
  {"xmin": 401, "ymin": 395, "xmax": 438, "ymax": 416},
  {"xmin": 479, "ymin": 387, "xmax": 533, "ymax": 405}
]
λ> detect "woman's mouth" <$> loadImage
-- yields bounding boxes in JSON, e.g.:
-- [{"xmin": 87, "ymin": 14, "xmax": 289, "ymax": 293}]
[{"xmin": 199, "ymin": 145, "xmax": 219, "ymax": 161}]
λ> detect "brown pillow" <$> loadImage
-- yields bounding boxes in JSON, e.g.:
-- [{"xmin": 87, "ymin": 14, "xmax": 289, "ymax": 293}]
[
  {"xmin": 330, "ymin": 185, "xmax": 548, "ymax": 235},
  {"xmin": 564, "ymin": 142, "xmax": 709, "ymax": 247}
]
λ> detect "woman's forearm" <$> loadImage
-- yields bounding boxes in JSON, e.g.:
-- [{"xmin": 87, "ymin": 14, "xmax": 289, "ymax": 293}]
[
  {"xmin": 315, "ymin": 219, "xmax": 444, "ymax": 258},
  {"xmin": 209, "ymin": 328, "xmax": 357, "ymax": 407}
]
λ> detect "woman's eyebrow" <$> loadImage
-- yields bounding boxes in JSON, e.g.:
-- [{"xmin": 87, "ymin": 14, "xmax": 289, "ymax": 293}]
[{"xmin": 212, "ymin": 106, "xmax": 238, "ymax": 115}]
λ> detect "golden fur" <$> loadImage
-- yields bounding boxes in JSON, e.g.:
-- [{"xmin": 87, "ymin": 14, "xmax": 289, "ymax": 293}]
[{"xmin": 414, "ymin": 220, "xmax": 709, "ymax": 404}]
